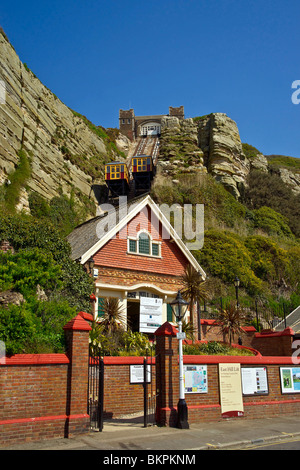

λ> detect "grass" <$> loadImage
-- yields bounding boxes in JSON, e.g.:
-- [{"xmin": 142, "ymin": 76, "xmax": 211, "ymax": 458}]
[
  {"xmin": 3, "ymin": 148, "xmax": 31, "ymax": 213},
  {"xmin": 266, "ymin": 155, "xmax": 300, "ymax": 173}
]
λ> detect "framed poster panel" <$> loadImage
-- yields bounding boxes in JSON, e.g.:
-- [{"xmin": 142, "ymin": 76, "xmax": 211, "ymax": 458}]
[
  {"xmin": 241, "ymin": 367, "xmax": 269, "ymax": 395},
  {"xmin": 130, "ymin": 364, "xmax": 151, "ymax": 384},
  {"xmin": 184, "ymin": 365, "xmax": 208, "ymax": 394},
  {"xmin": 280, "ymin": 367, "xmax": 300, "ymax": 393}
]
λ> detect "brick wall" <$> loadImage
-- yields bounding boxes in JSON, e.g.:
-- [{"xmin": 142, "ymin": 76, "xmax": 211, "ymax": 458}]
[
  {"xmin": 97, "ymin": 267, "xmax": 185, "ymax": 293},
  {"xmin": 1, "ymin": 315, "xmax": 298, "ymax": 446},
  {"xmin": 0, "ymin": 315, "xmax": 91, "ymax": 447},
  {"xmin": 155, "ymin": 322, "xmax": 300, "ymax": 426},
  {"xmin": 200, "ymin": 320, "xmax": 294, "ymax": 357},
  {"xmin": 103, "ymin": 357, "xmax": 156, "ymax": 418}
]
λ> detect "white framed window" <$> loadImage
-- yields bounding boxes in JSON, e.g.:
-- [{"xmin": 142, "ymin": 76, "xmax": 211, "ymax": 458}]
[{"xmin": 127, "ymin": 231, "xmax": 161, "ymax": 258}]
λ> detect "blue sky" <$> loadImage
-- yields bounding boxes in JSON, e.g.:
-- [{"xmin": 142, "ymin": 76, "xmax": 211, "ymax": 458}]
[{"xmin": 1, "ymin": 0, "xmax": 299, "ymax": 157}]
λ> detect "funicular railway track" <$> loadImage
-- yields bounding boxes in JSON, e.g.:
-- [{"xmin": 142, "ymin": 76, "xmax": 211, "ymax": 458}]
[{"xmin": 105, "ymin": 134, "xmax": 159, "ymax": 202}]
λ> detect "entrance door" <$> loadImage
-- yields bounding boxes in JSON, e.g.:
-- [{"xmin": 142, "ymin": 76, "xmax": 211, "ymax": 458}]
[{"xmin": 127, "ymin": 301, "xmax": 140, "ymax": 332}]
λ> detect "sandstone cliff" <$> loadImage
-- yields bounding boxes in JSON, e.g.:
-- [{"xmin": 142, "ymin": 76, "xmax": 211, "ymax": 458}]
[
  {"xmin": 0, "ymin": 31, "xmax": 121, "ymax": 214},
  {"xmin": 1, "ymin": 29, "xmax": 298, "ymax": 214},
  {"xmin": 158, "ymin": 113, "xmax": 249, "ymax": 199},
  {"xmin": 158, "ymin": 113, "xmax": 300, "ymax": 200}
]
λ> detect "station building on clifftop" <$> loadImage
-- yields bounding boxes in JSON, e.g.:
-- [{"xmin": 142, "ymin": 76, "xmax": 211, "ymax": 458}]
[{"xmin": 119, "ymin": 106, "xmax": 185, "ymax": 141}]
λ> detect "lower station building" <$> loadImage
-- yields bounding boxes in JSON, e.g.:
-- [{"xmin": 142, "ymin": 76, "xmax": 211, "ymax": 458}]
[{"xmin": 67, "ymin": 195, "xmax": 205, "ymax": 333}]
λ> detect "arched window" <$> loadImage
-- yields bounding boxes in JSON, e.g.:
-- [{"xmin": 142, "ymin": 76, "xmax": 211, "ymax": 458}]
[
  {"xmin": 128, "ymin": 231, "xmax": 161, "ymax": 257},
  {"xmin": 138, "ymin": 232, "xmax": 150, "ymax": 255}
]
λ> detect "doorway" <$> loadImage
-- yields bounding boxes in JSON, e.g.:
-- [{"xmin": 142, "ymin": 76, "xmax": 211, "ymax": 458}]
[{"xmin": 127, "ymin": 301, "xmax": 140, "ymax": 332}]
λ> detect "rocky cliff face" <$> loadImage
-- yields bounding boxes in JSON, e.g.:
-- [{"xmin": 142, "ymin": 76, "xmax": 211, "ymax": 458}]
[
  {"xmin": 158, "ymin": 117, "xmax": 206, "ymax": 178},
  {"xmin": 159, "ymin": 113, "xmax": 249, "ymax": 199},
  {"xmin": 197, "ymin": 113, "xmax": 249, "ymax": 199},
  {"xmin": 1, "ymin": 30, "xmax": 298, "ymax": 213},
  {"xmin": 158, "ymin": 113, "xmax": 300, "ymax": 200},
  {"xmin": 0, "ymin": 32, "xmax": 119, "ymax": 214}
]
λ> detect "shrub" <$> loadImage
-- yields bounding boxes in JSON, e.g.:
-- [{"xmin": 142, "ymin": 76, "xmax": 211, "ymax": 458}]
[
  {"xmin": 245, "ymin": 169, "xmax": 300, "ymax": 237},
  {"xmin": 0, "ymin": 213, "xmax": 94, "ymax": 311},
  {"xmin": 0, "ymin": 304, "xmax": 37, "ymax": 354},
  {"xmin": 245, "ymin": 236, "xmax": 288, "ymax": 283},
  {"xmin": 183, "ymin": 341, "xmax": 254, "ymax": 356},
  {"xmin": 0, "ymin": 299, "xmax": 76, "ymax": 354},
  {"xmin": 242, "ymin": 143, "xmax": 262, "ymax": 159},
  {"xmin": 0, "ymin": 248, "xmax": 63, "ymax": 298},
  {"xmin": 252, "ymin": 206, "xmax": 294, "ymax": 238},
  {"xmin": 195, "ymin": 230, "xmax": 263, "ymax": 295}
]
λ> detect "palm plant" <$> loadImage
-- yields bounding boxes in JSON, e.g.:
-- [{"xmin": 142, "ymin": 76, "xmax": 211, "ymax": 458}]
[
  {"xmin": 181, "ymin": 319, "xmax": 197, "ymax": 341},
  {"xmin": 181, "ymin": 265, "xmax": 210, "ymax": 339},
  {"xmin": 100, "ymin": 297, "xmax": 126, "ymax": 334},
  {"xmin": 217, "ymin": 301, "xmax": 246, "ymax": 345}
]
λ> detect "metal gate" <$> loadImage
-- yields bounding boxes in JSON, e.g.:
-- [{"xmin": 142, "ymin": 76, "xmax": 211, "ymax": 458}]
[
  {"xmin": 143, "ymin": 353, "xmax": 160, "ymax": 427},
  {"xmin": 88, "ymin": 353, "xmax": 104, "ymax": 431}
]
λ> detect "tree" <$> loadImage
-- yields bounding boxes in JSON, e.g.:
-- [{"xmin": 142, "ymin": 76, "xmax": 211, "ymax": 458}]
[
  {"xmin": 217, "ymin": 301, "xmax": 246, "ymax": 345},
  {"xmin": 181, "ymin": 265, "xmax": 210, "ymax": 340}
]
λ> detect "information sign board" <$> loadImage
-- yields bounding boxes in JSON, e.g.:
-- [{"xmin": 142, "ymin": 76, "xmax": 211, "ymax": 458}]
[
  {"xmin": 241, "ymin": 367, "xmax": 268, "ymax": 395},
  {"xmin": 219, "ymin": 363, "xmax": 244, "ymax": 418},
  {"xmin": 280, "ymin": 367, "xmax": 300, "ymax": 393},
  {"xmin": 139, "ymin": 297, "xmax": 162, "ymax": 333},
  {"xmin": 130, "ymin": 364, "xmax": 151, "ymax": 384},
  {"xmin": 184, "ymin": 365, "xmax": 207, "ymax": 393}
]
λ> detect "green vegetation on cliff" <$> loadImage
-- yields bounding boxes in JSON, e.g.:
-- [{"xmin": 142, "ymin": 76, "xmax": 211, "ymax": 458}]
[
  {"xmin": 151, "ymin": 170, "xmax": 300, "ymax": 314},
  {"xmin": 0, "ymin": 212, "xmax": 94, "ymax": 354}
]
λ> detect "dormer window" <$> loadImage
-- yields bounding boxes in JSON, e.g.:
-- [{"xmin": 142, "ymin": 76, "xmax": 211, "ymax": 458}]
[
  {"xmin": 128, "ymin": 231, "xmax": 161, "ymax": 257},
  {"xmin": 139, "ymin": 232, "xmax": 150, "ymax": 254}
]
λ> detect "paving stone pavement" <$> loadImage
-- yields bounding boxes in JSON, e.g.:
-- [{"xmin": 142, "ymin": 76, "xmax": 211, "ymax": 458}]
[{"xmin": 2, "ymin": 414, "xmax": 300, "ymax": 452}]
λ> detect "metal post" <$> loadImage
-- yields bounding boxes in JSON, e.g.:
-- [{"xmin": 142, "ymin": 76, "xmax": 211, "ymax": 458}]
[
  {"xmin": 177, "ymin": 318, "xmax": 189, "ymax": 429},
  {"xmin": 255, "ymin": 299, "xmax": 259, "ymax": 331},
  {"xmin": 98, "ymin": 357, "xmax": 104, "ymax": 432},
  {"xmin": 197, "ymin": 301, "xmax": 201, "ymax": 340},
  {"xmin": 143, "ymin": 357, "xmax": 148, "ymax": 428},
  {"xmin": 284, "ymin": 304, "xmax": 287, "ymax": 329}
]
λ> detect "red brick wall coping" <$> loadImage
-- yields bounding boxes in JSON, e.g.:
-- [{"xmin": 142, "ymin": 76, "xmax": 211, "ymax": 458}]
[
  {"xmin": 183, "ymin": 355, "xmax": 297, "ymax": 365},
  {"xmin": 63, "ymin": 314, "xmax": 92, "ymax": 331},
  {"xmin": 1, "ymin": 354, "xmax": 69, "ymax": 365},
  {"xmin": 102, "ymin": 357, "xmax": 156, "ymax": 365},
  {"xmin": 3, "ymin": 353, "xmax": 295, "ymax": 367},
  {"xmin": 255, "ymin": 327, "xmax": 294, "ymax": 338},
  {"xmin": 155, "ymin": 322, "xmax": 178, "ymax": 336}
]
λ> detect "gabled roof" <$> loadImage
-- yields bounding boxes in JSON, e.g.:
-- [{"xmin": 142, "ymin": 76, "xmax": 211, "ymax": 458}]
[{"xmin": 67, "ymin": 194, "xmax": 206, "ymax": 279}]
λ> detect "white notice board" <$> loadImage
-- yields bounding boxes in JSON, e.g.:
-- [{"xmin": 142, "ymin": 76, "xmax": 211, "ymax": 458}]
[
  {"xmin": 139, "ymin": 297, "xmax": 162, "ymax": 333},
  {"xmin": 130, "ymin": 364, "xmax": 151, "ymax": 383},
  {"xmin": 241, "ymin": 367, "xmax": 268, "ymax": 395}
]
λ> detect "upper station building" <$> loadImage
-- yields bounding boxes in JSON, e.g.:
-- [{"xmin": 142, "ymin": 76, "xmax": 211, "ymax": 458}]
[{"xmin": 119, "ymin": 106, "xmax": 185, "ymax": 141}]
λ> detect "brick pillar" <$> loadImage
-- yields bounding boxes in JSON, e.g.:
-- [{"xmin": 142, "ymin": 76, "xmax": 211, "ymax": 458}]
[
  {"xmin": 63, "ymin": 314, "xmax": 92, "ymax": 437},
  {"xmin": 155, "ymin": 322, "xmax": 179, "ymax": 427}
]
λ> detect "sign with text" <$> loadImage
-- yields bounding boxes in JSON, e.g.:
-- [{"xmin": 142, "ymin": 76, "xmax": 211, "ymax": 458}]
[
  {"xmin": 280, "ymin": 367, "xmax": 300, "ymax": 393},
  {"xmin": 219, "ymin": 363, "xmax": 244, "ymax": 418},
  {"xmin": 184, "ymin": 365, "xmax": 207, "ymax": 394},
  {"xmin": 241, "ymin": 367, "xmax": 268, "ymax": 395},
  {"xmin": 130, "ymin": 364, "xmax": 151, "ymax": 384},
  {"xmin": 139, "ymin": 297, "xmax": 162, "ymax": 333}
]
